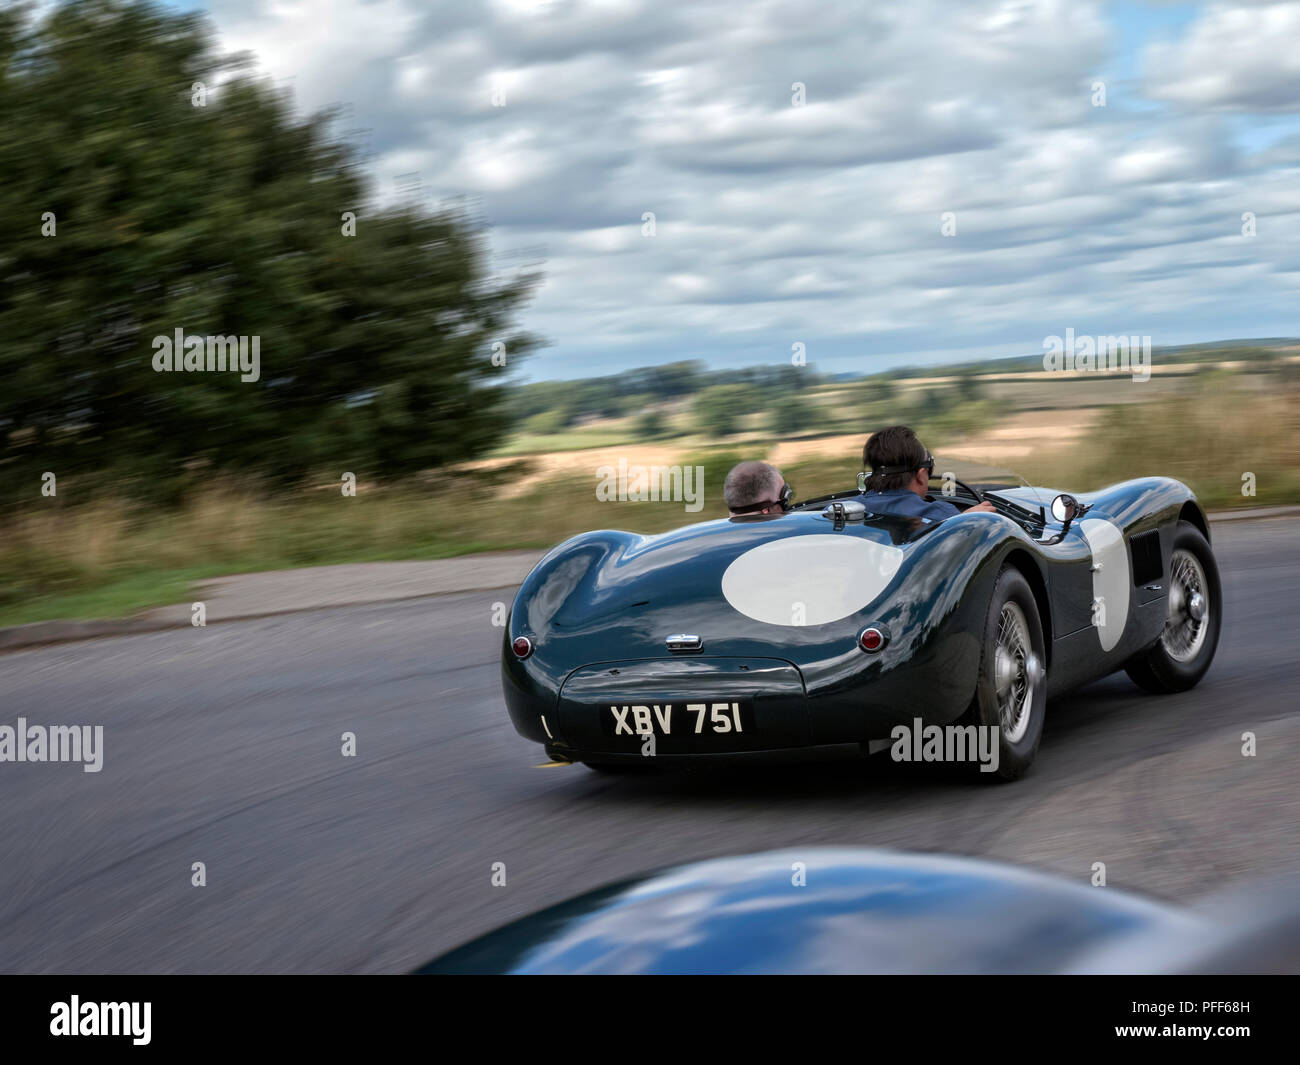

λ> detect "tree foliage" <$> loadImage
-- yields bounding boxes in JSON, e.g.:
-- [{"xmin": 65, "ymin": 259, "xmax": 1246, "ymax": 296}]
[
  {"xmin": 692, "ymin": 384, "xmax": 755, "ymax": 437},
  {"xmin": 0, "ymin": 0, "xmax": 539, "ymax": 501},
  {"xmin": 505, "ymin": 360, "xmax": 829, "ymax": 426},
  {"xmin": 634, "ymin": 407, "xmax": 668, "ymax": 439},
  {"xmin": 769, "ymin": 393, "xmax": 816, "ymax": 436}
]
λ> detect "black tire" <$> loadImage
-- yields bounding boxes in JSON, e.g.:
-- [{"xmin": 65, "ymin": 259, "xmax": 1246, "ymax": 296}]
[
  {"xmin": 1124, "ymin": 521, "xmax": 1221, "ymax": 694},
  {"xmin": 966, "ymin": 565, "xmax": 1048, "ymax": 782}
]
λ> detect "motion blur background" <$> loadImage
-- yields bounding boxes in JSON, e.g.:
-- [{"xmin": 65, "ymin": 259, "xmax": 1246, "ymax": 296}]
[
  {"xmin": 2, "ymin": 0, "xmax": 1298, "ymax": 622},
  {"xmin": 4, "ymin": 0, "xmax": 1300, "ymax": 977}
]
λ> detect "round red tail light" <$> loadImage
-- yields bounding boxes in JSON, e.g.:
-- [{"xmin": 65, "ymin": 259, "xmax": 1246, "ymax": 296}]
[
  {"xmin": 511, "ymin": 635, "xmax": 533, "ymax": 659},
  {"xmin": 859, "ymin": 627, "xmax": 886, "ymax": 653}
]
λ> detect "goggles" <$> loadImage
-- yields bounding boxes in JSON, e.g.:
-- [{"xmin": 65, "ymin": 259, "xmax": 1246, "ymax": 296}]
[{"xmin": 732, "ymin": 481, "xmax": 794, "ymax": 514}]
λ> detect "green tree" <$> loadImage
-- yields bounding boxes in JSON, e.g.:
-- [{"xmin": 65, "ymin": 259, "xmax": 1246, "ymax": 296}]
[
  {"xmin": 692, "ymin": 384, "xmax": 753, "ymax": 437},
  {"xmin": 909, "ymin": 388, "xmax": 944, "ymax": 420},
  {"xmin": 953, "ymin": 372, "xmax": 984, "ymax": 403},
  {"xmin": 862, "ymin": 374, "xmax": 897, "ymax": 402},
  {"xmin": 769, "ymin": 393, "xmax": 816, "ymax": 436},
  {"xmin": 0, "ymin": 0, "xmax": 540, "ymax": 501},
  {"xmin": 520, "ymin": 409, "xmax": 570, "ymax": 436},
  {"xmin": 634, "ymin": 407, "xmax": 667, "ymax": 440}
]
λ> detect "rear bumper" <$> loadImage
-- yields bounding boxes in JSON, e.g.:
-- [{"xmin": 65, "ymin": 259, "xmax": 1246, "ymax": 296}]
[
  {"xmin": 544, "ymin": 740, "xmax": 867, "ymax": 766},
  {"xmin": 538, "ymin": 656, "xmax": 810, "ymax": 757},
  {"xmin": 504, "ymin": 613, "xmax": 982, "ymax": 757}
]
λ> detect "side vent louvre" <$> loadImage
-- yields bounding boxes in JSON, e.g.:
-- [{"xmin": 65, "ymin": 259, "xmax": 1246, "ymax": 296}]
[{"xmin": 1130, "ymin": 530, "xmax": 1162, "ymax": 586}]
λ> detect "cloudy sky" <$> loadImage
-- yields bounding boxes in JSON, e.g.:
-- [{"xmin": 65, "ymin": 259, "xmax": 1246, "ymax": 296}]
[{"xmin": 191, "ymin": 0, "xmax": 1300, "ymax": 380}]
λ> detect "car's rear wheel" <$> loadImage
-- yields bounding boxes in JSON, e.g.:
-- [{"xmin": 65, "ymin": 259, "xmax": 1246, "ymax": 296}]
[
  {"xmin": 1124, "ymin": 521, "xmax": 1221, "ymax": 694},
  {"xmin": 967, "ymin": 565, "xmax": 1048, "ymax": 781}
]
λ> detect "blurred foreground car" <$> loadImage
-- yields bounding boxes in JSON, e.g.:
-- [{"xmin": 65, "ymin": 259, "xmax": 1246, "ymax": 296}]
[
  {"xmin": 418, "ymin": 848, "xmax": 1300, "ymax": 975},
  {"xmin": 503, "ymin": 469, "xmax": 1221, "ymax": 779}
]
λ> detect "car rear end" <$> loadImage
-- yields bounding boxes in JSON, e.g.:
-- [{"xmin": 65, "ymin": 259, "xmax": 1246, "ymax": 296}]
[{"xmin": 501, "ymin": 511, "xmax": 950, "ymax": 764}]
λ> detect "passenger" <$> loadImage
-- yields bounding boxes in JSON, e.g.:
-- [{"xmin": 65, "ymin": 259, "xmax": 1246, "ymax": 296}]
[
  {"xmin": 858, "ymin": 426, "xmax": 995, "ymax": 519},
  {"xmin": 723, "ymin": 461, "xmax": 792, "ymax": 518}
]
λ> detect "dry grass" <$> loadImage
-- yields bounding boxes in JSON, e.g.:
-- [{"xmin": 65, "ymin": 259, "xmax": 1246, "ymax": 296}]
[
  {"xmin": 1016, "ymin": 375, "xmax": 1300, "ymax": 507},
  {"xmin": 0, "ymin": 460, "xmax": 739, "ymax": 622}
]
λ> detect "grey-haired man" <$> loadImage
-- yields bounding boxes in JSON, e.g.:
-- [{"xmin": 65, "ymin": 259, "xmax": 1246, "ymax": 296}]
[{"xmin": 723, "ymin": 461, "xmax": 791, "ymax": 518}]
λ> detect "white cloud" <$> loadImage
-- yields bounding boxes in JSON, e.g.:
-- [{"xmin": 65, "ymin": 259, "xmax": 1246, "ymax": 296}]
[
  {"xmin": 1145, "ymin": 2, "xmax": 1300, "ymax": 112},
  {"xmin": 203, "ymin": 0, "xmax": 1300, "ymax": 377}
]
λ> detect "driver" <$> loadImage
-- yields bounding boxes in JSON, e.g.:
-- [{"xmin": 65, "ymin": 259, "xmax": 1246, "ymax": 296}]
[{"xmin": 857, "ymin": 426, "xmax": 995, "ymax": 519}]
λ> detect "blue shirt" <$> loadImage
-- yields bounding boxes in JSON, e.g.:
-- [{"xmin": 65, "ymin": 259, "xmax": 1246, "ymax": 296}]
[{"xmin": 856, "ymin": 489, "xmax": 960, "ymax": 522}]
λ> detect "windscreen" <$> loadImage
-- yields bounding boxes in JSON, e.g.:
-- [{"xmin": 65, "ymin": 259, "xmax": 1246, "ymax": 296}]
[{"xmin": 924, "ymin": 456, "xmax": 1054, "ymax": 518}]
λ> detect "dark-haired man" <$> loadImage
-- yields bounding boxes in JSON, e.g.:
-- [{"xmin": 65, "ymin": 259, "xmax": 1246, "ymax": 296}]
[{"xmin": 858, "ymin": 425, "xmax": 995, "ymax": 520}]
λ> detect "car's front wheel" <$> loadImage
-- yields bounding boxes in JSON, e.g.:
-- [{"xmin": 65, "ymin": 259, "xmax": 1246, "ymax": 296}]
[
  {"xmin": 1124, "ymin": 520, "xmax": 1221, "ymax": 694},
  {"xmin": 967, "ymin": 565, "xmax": 1048, "ymax": 782}
]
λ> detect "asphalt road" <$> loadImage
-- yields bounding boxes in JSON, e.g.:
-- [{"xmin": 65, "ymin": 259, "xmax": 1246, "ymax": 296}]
[{"xmin": 1, "ymin": 519, "xmax": 1297, "ymax": 974}]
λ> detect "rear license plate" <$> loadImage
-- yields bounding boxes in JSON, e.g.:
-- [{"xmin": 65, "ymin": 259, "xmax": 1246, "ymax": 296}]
[{"xmin": 599, "ymin": 701, "xmax": 753, "ymax": 738}]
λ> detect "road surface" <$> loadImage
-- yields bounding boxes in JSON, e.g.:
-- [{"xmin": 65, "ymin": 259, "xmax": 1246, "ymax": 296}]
[{"xmin": 1, "ymin": 519, "xmax": 1296, "ymax": 973}]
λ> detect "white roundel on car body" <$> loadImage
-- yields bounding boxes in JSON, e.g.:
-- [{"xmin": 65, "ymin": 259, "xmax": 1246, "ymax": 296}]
[
  {"xmin": 1079, "ymin": 517, "xmax": 1130, "ymax": 652},
  {"xmin": 721, "ymin": 534, "xmax": 904, "ymax": 626}
]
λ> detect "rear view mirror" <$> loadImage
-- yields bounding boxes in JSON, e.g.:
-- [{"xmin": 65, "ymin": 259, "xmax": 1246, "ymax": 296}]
[
  {"xmin": 1037, "ymin": 493, "xmax": 1087, "ymax": 546},
  {"xmin": 1050, "ymin": 493, "xmax": 1079, "ymax": 524}
]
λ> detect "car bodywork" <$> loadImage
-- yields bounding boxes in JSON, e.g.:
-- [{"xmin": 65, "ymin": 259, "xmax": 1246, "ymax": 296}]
[
  {"xmin": 502, "ymin": 476, "xmax": 1211, "ymax": 765},
  {"xmin": 417, "ymin": 847, "xmax": 1299, "ymax": 974}
]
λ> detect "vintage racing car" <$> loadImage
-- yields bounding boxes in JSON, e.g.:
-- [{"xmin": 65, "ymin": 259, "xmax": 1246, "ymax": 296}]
[{"xmin": 501, "ymin": 469, "xmax": 1221, "ymax": 779}]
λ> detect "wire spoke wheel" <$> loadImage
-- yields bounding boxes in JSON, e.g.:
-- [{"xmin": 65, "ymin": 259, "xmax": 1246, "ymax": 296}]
[
  {"xmin": 1161, "ymin": 547, "xmax": 1209, "ymax": 663},
  {"xmin": 994, "ymin": 601, "xmax": 1037, "ymax": 744},
  {"xmin": 1124, "ymin": 521, "xmax": 1221, "ymax": 695}
]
